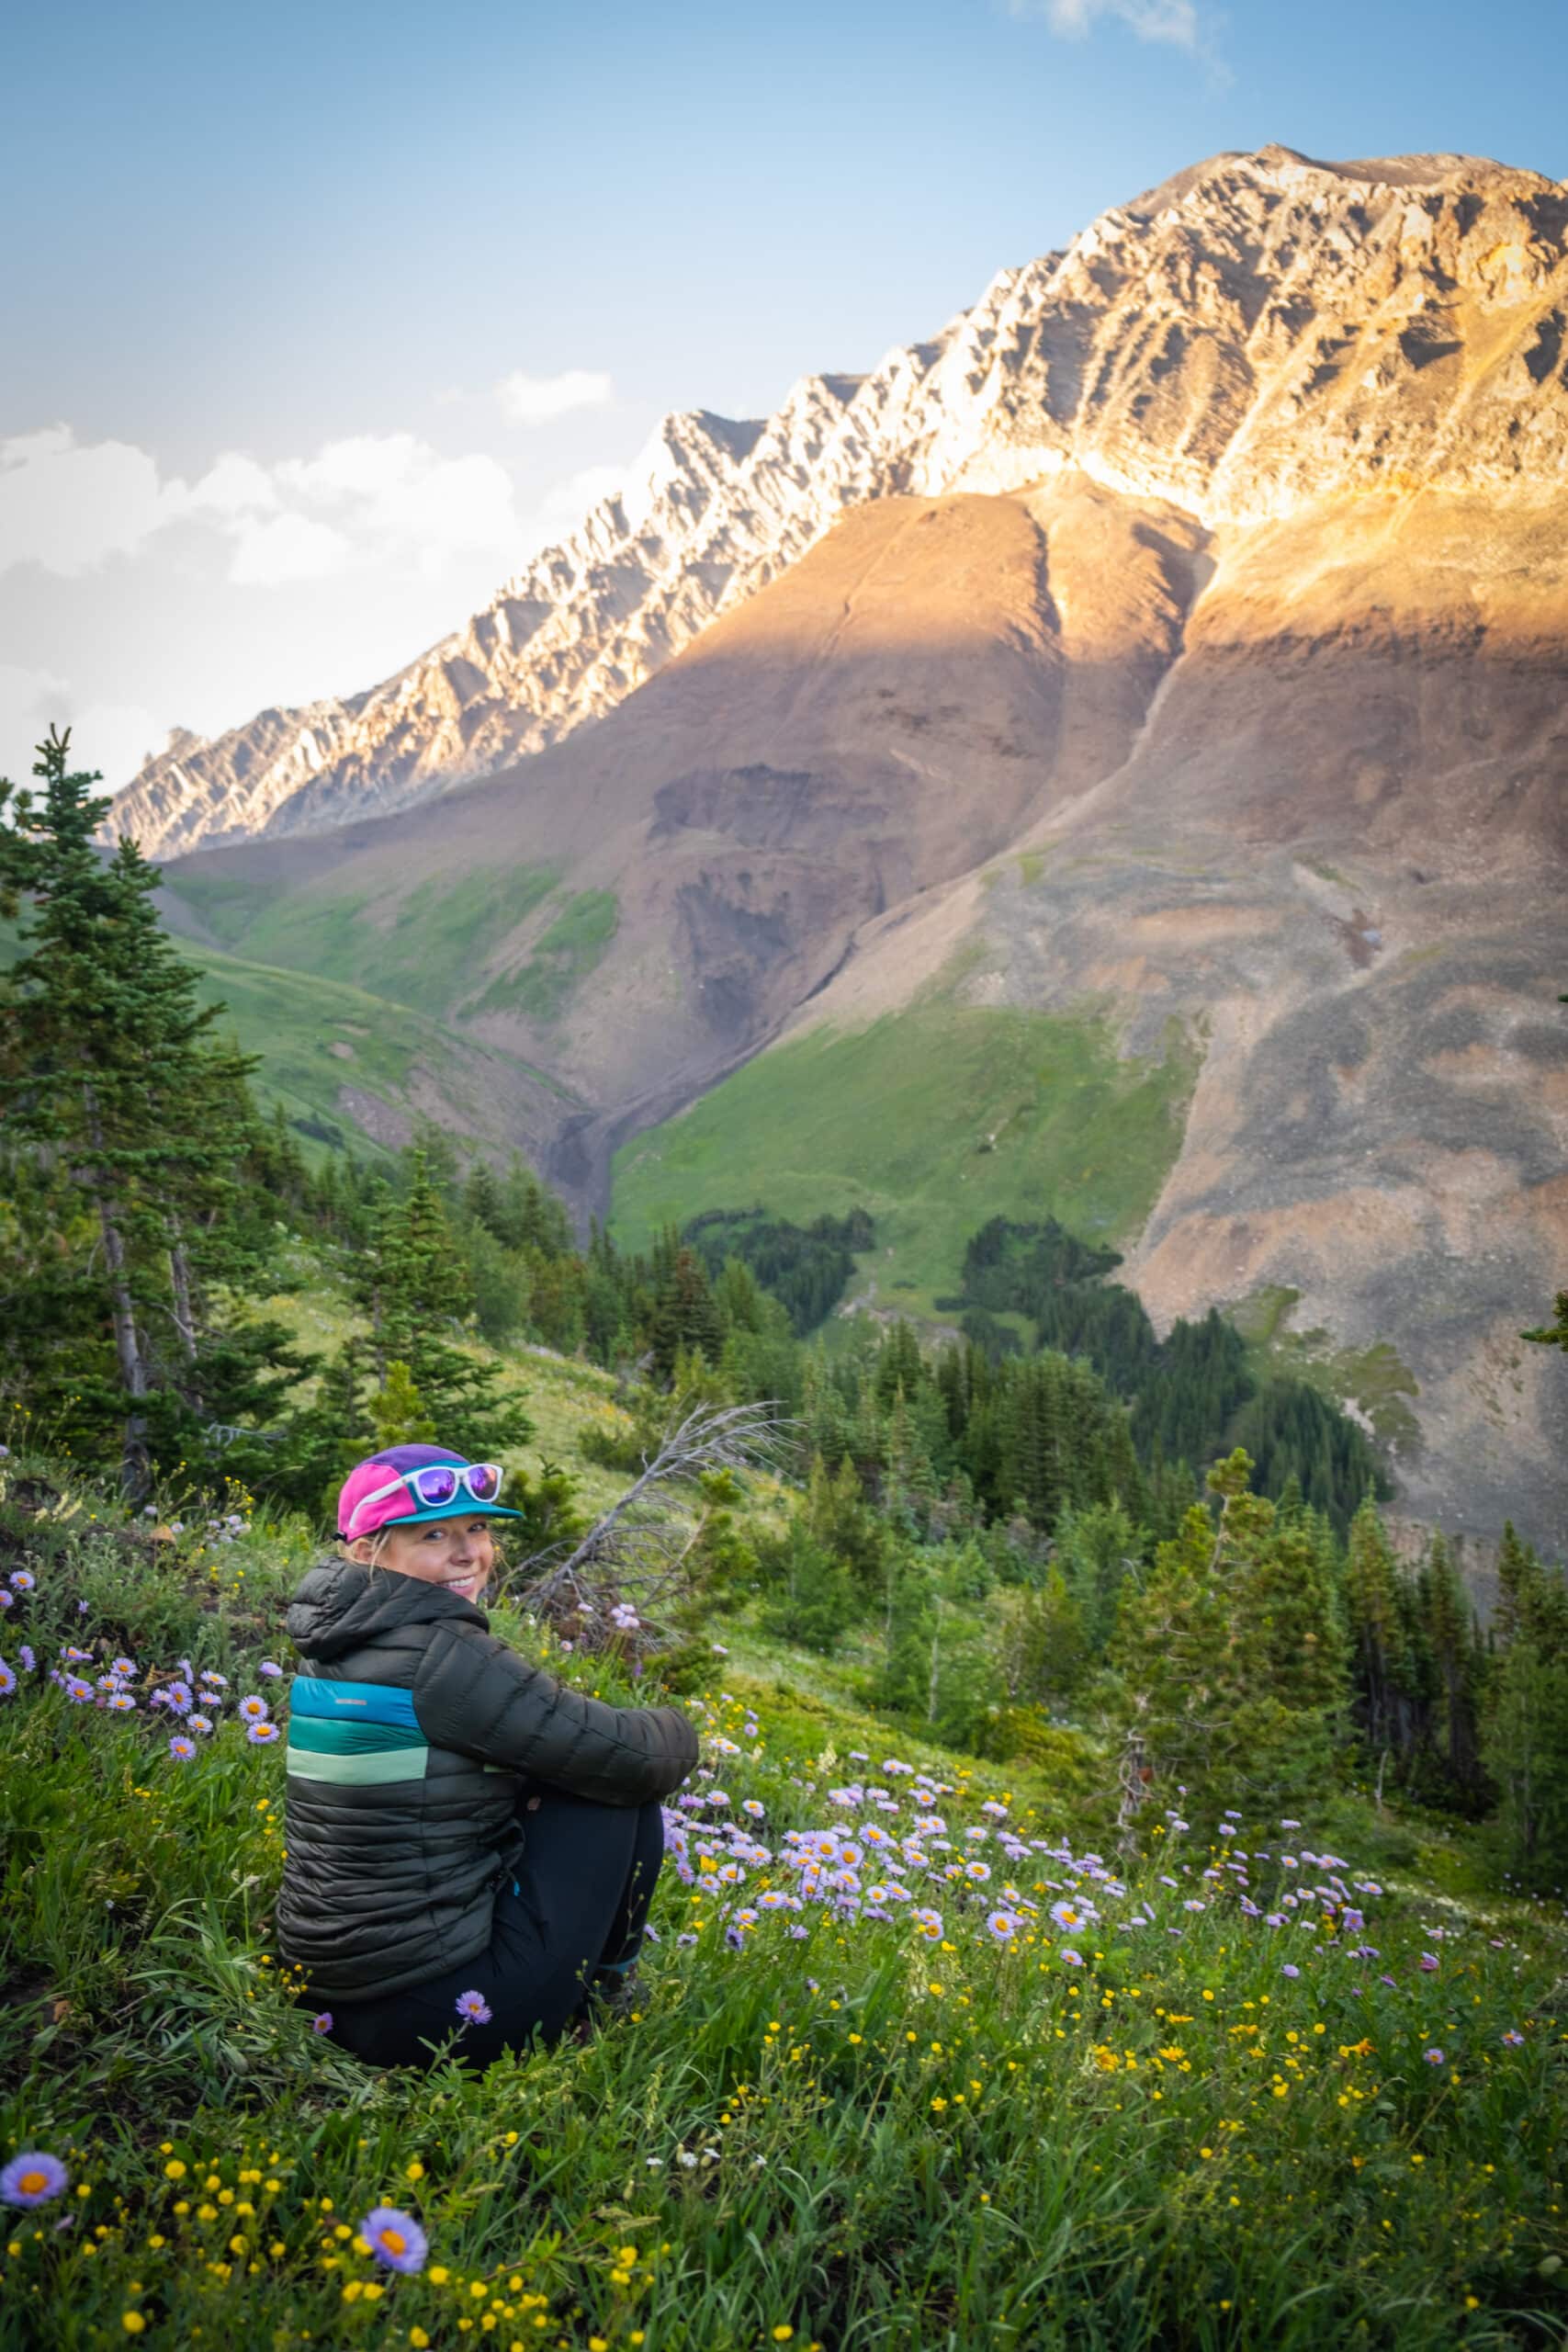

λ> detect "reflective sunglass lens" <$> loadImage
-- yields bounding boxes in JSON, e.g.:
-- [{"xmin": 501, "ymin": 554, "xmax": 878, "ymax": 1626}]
[
  {"xmin": 468, "ymin": 1464, "xmax": 502, "ymax": 1499},
  {"xmin": 414, "ymin": 1466, "xmax": 458, "ymax": 1505}
]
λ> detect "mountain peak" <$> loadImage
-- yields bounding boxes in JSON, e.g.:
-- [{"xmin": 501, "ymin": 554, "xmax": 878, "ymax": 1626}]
[{"xmin": 109, "ymin": 144, "xmax": 1568, "ymax": 856}]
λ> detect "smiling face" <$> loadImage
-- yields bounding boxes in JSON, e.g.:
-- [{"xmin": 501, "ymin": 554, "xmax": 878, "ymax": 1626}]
[{"xmin": 349, "ymin": 1516, "xmax": 497, "ymax": 1604}]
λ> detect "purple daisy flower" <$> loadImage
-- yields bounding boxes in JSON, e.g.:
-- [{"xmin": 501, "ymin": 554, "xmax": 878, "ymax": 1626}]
[
  {"xmin": 164, "ymin": 1682, "xmax": 194, "ymax": 1715},
  {"xmin": 1423, "ymin": 2046, "xmax": 1445, "ymax": 2065},
  {"xmin": 246, "ymin": 1720, "xmax": 280, "ymax": 1745},
  {"xmin": 188, "ymin": 1714, "xmax": 213, "ymax": 1735},
  {"xmin": 1281, "ymin": 1963, "xmax": 1301, "ymax": 1979},
  {"xmin": 312, "ymin": 2011, "xmax": 333, "ymax": 2033},
  {"xmin": 1060, "ymin": 1948, "xmax": 1085, "ymax": 1968},
  {"xmin": 19, "ymin": 1645, "xmax": 35, "ymax": 1672},
  {"xmin": 1502, "ymin": 2029, "xmax": 1524, "ymax": 2047},
  {"xmin": 199, "ymin": 1669, "xmax": 229, "ymax": 1688},
  {"xmin": 676, "ymin": 1933, "xmax": 698, "ymax": 1948},
  {"xmin": 107, "ymin": 1691, "xmax": 136, "ymax": 1713},
  {"xmin": 987, "ymin": 1910, "xmax": 1020, "ymax": 1941},
  {"xmin": 238, "ymin": 1694, "xmax": 270, "ymax": 1723},
  {"xmin": 168, "ymin": 1735, "xmax": 197, "ymax": 1760},
  {"xmin": 258, "ymin": 1660, "xmax": 283, "ymax": 1679},
  {"xmin": 9, "ymin": 1570, "xmax": 35, "ymax": 1592},
  {"xmin": 361, "ymin": 2206, "xmax": 427, "ymax": 2273},
  {"xmin": 725, "ymin": 1925, "xmax": 745, "ymax": 1951},
  {"xmin": 0, "ymin": 1662, "xmax": 16, "ymax": 1699},
  {"xmin": 1418, "ymin": 1953, "xmax": 1439, "ymax": 1973},
  {"xmin": 1, "ymin": 2152, "xmax": 68, "ymax": 2207},
  {"xmin": 454, "ymin": 1989, "xmax": 491, "ymax": 2024},
  {"xmin": 62, "ymin": 1675, "xmax": 94, "ymax": 1704}
]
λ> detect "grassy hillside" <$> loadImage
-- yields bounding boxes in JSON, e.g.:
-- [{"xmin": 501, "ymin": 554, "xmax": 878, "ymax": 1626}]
[
  {"xmin": 3, "ymin": 904, "xmax": 567, "ymax": 1166},
  {"xmin": 165, "ymin": 862, "xmax": 561, "ymax": 1023},
  {"xmin": 179, "ymin": 940, "xmax": 570, "ymax": 1160},
  {"xmin": 612, "ymin": 1005, "xmax": 1198, "ymax": 1321},
  {"xmin": 1, "ymin": 1432, "xmax": 1564, "ymax": 2352}
]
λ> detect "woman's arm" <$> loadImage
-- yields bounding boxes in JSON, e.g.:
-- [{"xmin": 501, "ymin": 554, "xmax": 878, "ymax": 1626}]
[{"xmin": 412, "ymin": 1618, "xmax": 699, "ymax": 1804}]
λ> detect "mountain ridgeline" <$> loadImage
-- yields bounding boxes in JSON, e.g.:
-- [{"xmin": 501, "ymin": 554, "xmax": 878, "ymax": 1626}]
[{"xmin": 95, "ymin": 141, "xmax": 1568, "ymax": 1548}]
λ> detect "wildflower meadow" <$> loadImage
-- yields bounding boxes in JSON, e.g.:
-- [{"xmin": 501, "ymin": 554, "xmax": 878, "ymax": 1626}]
[{"xmin": 1, "ymin": 1448, "xmax": 1565, "ymax": 2352}]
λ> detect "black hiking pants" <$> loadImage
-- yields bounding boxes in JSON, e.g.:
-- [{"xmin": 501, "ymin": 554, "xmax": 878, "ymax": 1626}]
[{"xmin": 320, "ymin": 1785, "xmax": 665, "ymax": 2070}]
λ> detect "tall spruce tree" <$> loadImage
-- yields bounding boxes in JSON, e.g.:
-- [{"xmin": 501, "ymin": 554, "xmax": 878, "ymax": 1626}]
[
  {"xmin": 1483, "ymin": 1524, "xmax": 1568, "ymax": 1886},
  {"xmin": 341, "ymin": 1151, "xmax": 531, "ymax": 1463},
  {"xmin": 0, "ymin": 729, "xmax": 299, "ymax": 1493},
  {"xmin": 1109, "ymin": 1449, "xmax": 1348, "ymax": 1808}
]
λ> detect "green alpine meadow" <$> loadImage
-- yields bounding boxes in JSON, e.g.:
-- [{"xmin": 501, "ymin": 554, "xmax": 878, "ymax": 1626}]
[
  {"xmin": 1, "ymin": 1457, "xmax": 1565, "ymax": 2352},
  {"xmin": 1, "ymin": 730, "xmax": 1565, "ymax": 2347}
]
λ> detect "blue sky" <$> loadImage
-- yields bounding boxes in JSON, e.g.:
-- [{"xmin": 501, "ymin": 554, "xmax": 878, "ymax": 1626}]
[{"xmin": 3, "ymin": 0, "xmax": 1563, "ymax": 791}]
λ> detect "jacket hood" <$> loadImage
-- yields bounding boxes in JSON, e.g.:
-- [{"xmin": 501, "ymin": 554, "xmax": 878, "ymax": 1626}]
[{"xmin": 286, "ymin": 1556, "xmax": 490, "ymax": 1660}]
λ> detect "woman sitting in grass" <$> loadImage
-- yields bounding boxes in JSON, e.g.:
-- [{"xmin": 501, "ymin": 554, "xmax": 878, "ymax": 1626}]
[{"xmin": 276, "ymin": 1442, "xmax": 697, "ymax": 2068}]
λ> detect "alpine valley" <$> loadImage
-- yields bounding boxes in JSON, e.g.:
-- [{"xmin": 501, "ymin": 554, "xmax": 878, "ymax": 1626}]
[{"xmin": 123, "ymin": 144, "xmax": 1568, "ymax": 1551}]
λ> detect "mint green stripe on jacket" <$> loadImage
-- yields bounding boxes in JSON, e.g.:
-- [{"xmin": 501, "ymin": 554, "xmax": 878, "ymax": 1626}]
[
  {"xmin": 288, "ymin": 1715, "xmax": 426, "ymax": 1758},
  {"xmin": 286, "ymin": 1742, "xmax": 430, "ymax": 1786}
]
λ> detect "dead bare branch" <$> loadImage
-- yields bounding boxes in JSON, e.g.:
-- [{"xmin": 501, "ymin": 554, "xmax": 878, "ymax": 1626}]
[{"xmin": 517, "ymin": 1397, "xmax": 799, "ymax": 1623}]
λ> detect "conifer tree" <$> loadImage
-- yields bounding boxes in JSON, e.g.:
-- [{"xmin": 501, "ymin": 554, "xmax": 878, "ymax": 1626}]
[
  {"xmin": 343, "ymin": 1150, "xmax": 530, "ymax": 1460},
  {"xmin": 1419, "ymin": 1534, "xmax": 1487, "ymax": 1809},
  {"xmin": 1055, "ymin": 1498, "xmax": 1141, "ymax": 1654},
  {"xmin": 1109, "ymin": 1449, "xmax": 1347, "ymax": 1806},
  {"xmin": 879, "ymin": 1546, "xmax": 937, "ymax": 1715},
  {"xmin": 1483, "ymin": 1524, "xmax": 1568, "ymax": 1885},
  {"xmin": 648, "ymin": 1236, "xmax": 725, "ymax": 1383},
  {"xmin": 1345, "ymin": 1497, "xmax": 1406, "ymax": 1760},
  {"xmin": 0, "ymin": 729, "xmax": 299, "ymax": 1493}
]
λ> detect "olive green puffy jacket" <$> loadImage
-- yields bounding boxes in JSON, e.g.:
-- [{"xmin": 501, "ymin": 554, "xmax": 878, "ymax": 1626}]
[{"xmin": 275, "ymin": 1559, "xmax": 698, "ymax": 2001}]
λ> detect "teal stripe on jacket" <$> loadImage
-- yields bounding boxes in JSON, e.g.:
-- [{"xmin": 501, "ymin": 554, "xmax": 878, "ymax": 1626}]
[
  {"xmin": 288, "ymin": 1714, "xmax": 426, "ymax": 1758},
  {"xmin": 290, "ymin": 1674, "xmax": 420, "ymax": 1731},
  {"xmin": 286, "ymin": 1742, "xmax": 430, "ymax": 1786}
]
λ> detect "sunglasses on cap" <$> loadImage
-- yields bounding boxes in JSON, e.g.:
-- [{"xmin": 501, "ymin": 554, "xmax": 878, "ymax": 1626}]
[{"xmin": 349, "ymin": 1460, "xmax": 505, "ymax": 1530}]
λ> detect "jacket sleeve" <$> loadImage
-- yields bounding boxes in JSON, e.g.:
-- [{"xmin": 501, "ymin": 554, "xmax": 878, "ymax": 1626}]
[{"xmin": 411, "ymin": 1620, "xmax": 700, "ymax": 1804}]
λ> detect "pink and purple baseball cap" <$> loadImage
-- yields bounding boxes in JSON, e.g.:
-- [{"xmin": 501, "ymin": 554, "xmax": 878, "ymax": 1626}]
[{"xmin": 336, "ymin": 1444, "xmax": 523, "ymax": 1542}]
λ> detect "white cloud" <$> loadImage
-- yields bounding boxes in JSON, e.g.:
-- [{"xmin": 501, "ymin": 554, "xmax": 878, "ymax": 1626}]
[
  {"xmin": 0, "ymin": 662, "xmax": 167, "ymax": 795},
  {"xmin": 238, "ymin": 434, "xmax": 522, "ymax": 582},
  {"xmin": 0, "ymin": 662, "xmax": 71, "ymax": 781},
  {"xmin": 0, "ymin": 421, "xmax": 525, "ymax": 590},
  {"xmin": 229, "ymin": 512, "xmax": 355, "ymax": 587},
  {"xmin": 1014, "ymin": 0, "xmax": 1201, "ymax": 46},
  {"xmin": 0, "ymin": 426, "xmax": 180, "ymax": 575},
  {"xmin": 184, "ymin": 452, "xmax": 280, "ymax": 518},
  {"xmin": 495, "ymin": 368, "xmax": 614, "ymax": 426}
]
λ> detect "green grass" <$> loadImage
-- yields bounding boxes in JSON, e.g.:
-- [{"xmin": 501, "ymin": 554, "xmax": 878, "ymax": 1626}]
[
  {"xmin": 1, "ymin": 1441, "xmax": 1564, "ymax": 2352},
  {"xmin": 8, "ymin": 902, "xmax": 579, "ymax": 1168},
  {"xmin": 612, "ymin": 1007, "xmax": 1199, "ymax": 1322},
  {"xmin": 463, "ymin": 890, "xmax": 620, "ymax": 1023},
  {"xmin": 169, "ymin": 863, "xmax": 560, "ymax": 1022},
  {"xmin": 179, "ymin": 943, "xmax": 500, "ymax": 1160},
  {"xmin": 1233, "ymin": 1290, "xmax": 1424, "ymax": 1457}
]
